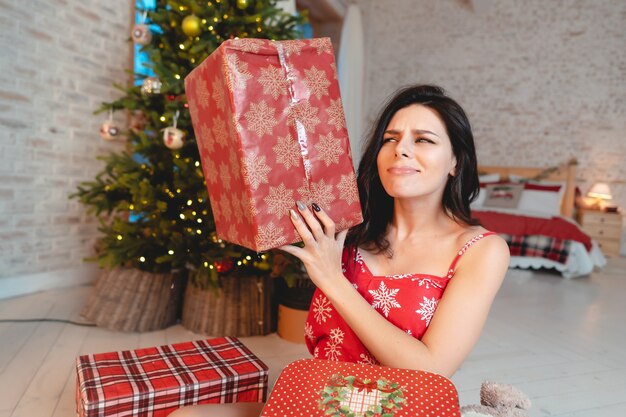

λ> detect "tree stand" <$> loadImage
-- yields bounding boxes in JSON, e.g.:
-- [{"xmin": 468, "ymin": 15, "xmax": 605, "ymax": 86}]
[
  {"xmin": 81, "ymin": 267, "xmax": 184, "ymax": 332},
  {"xmin": 181, "ymin": 273, "xmax": 273, "ymax": 337}
]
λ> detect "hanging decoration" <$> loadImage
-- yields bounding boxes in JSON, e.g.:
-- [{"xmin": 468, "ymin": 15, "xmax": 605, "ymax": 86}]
[
  {"xmin": 99, "ymin": 109, "xmax": 121, "ymax": 141},
  {"xmin": 162, "ymin": 110, "xmax": 185, "ymax": 149},
  {"xmin": 141, "ymin": 76, "xmax": 162, "ymax": 94},
  {"xmin": 129, "ymin": 110, "xmax": 147, "ymax": 134},
  {"xmin": 131, "ymin": 11, "xmax": 153, "ymax": 45},
  {"xmin": 182, "ymin": 14, "xmax": 202, "ymax": 37}
]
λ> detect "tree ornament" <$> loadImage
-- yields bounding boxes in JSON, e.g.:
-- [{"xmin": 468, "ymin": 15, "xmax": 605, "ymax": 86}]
[
  {"xmin": 129, "ymin": 110, "xmax": 147, "ymax": 134},
  {"xmin": 236, "ymin": 0, "xmax": 250, "ymax": 10},
  {"xmin": 99, "ymin": 109, "xmax": 121, "ymax": 141},
  {"xmin": 182, "ymin": 14, "xmax": 202, "ymax": 37},
  {"xmin": 141, "ymin": 77, "xmax": 162, "ymax": 94},
  {"xmin": 162, "ymin": 110, "xmax": 185, "ymax": 149},
  {"xmin": 131, "ymin": 11, "xmax": 152, "ymax": 45},
  {"xmin": 215, "ymin": 259, "xmax": 234, "ymax": 273}
]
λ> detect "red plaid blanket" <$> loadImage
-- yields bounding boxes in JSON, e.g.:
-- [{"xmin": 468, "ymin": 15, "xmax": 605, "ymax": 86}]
[
  {"xmin": 502, "ymin": 233, "xmax": 571, "ymax": 264},
  {"xmin": 76, "ymin": 337, "xmax": 268, "ymax": 417}
]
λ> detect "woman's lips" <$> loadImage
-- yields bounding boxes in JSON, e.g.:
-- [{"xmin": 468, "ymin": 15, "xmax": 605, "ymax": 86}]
[{"xmin": 387, "ymin": 167, "xmax": 419, "ymax": 175}]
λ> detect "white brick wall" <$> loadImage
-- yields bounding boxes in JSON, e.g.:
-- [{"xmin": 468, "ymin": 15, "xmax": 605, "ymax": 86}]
[
  {"xmin": 360, "ymin": 0, "xmax": 626, "ymax": 252},
  {"xmin": 0, "ymin": 0, "xmax": 130, "ymax": 288}
]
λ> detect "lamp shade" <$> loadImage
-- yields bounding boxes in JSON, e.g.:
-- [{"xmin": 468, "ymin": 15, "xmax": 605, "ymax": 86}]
[{"xmin": 587, "ymin": 182, "xmax": 612, "ymax": 200}]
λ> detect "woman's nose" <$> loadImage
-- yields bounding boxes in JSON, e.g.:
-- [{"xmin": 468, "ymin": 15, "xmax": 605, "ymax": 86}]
[{"xmin": 394, "ymin": 137, "xmax": 411, "ymax": 158}]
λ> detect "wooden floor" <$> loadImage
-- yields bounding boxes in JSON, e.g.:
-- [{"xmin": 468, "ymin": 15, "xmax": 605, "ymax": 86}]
[{"xmin": 1, "ymin": 258, "xmax": 625, "ymax": 417}]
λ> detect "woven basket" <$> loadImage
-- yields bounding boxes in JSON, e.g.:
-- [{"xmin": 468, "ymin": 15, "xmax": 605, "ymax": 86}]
[
  {"xmin": 181, "ymin": 273, "xmax": 273, "ymax": 337},
  {"xmin": 81, "ymin": 267, "xmax": 184, "ymax": 332}
]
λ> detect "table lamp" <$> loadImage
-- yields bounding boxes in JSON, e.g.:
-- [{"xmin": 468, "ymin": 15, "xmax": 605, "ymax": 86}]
[{"xmin": 587, "ymin": 182, "xmax": 612, "ymax": 210}]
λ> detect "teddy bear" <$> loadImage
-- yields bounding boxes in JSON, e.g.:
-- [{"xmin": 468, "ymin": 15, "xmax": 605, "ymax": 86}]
[{"xmin": 460, "ymin": 381, "xmax": 532, "ymax": 417}]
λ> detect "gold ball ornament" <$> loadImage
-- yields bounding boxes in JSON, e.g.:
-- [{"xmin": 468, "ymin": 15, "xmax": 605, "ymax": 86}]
[
  {"xmin": 182, "ymin": 15, "xmax": 202, "ymax": 37},
  {"xmin": 236, "ymin": 0, "xmax": 250, "ymax": 9}
]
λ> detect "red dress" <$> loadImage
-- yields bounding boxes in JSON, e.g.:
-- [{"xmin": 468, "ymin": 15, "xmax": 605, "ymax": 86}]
[{"xmin": 305, "ymin": 232, "xmax": 496, "ymax": 364}]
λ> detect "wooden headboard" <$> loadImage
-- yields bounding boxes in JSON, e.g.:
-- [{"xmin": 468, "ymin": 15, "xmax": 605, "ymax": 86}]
[{"xmin": 478, "ymin": 159, "xmax": 577, "ymax": 218}]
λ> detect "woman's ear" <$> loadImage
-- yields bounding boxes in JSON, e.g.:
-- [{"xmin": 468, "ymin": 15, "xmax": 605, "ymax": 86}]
[{"xmin": 449, "ymin": 157, "xmax": 457, "ymax": 177}]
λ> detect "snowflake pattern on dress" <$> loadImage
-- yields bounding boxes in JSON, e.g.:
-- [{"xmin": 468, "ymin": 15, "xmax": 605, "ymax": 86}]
[
  {"xmin": 415, "ymin": 296, "xmax": 439, "ymax": 326},
  {"xmin": 312, "ymin": 295, "xmax": 333, "ymax": 324},
  {"xmin": 304, "ymin": 322, "xmax": 314, "ymax": 341},
  {"xmin": 368, "ymin": 281, "xmax": 401, "ymax": 317},
  {"xmin": 324, "ymin": 341, "xmax": 341, "ymax": 361},
  {"xmin": 329, "ymin": 327, "xmax": 345, "ymax": 344},
  {"xmin": 411, "ymin": 277, "xmax": 445, "ymax": 290},
  {"xmin": 358, "ymin": 352, "xmax": 377, "ymax": 365}
]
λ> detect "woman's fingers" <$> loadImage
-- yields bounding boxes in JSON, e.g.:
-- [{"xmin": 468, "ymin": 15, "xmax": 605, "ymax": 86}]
[
  {"xmin": 336, "ymin": 229, "xmax": 348, "ymax": 248},
  {"xmin": 277, "ymin": 243, "xmax": 305, "ymax": 259},
  {"xmin": 311, "ymin": 203, "xmax": 336, "ymax": 237},
  {"xmin": 289, "ymin": 208, "xmax": 317, "ymax": 247},
  {"xmin": 295, "ymin": 201, "xmax": 325, "ymax": 241}
]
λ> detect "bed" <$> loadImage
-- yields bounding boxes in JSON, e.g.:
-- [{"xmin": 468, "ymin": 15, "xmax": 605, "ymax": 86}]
[{"xmin": 473, "ymin": 160, "xmax": 606, "ymax": 278}]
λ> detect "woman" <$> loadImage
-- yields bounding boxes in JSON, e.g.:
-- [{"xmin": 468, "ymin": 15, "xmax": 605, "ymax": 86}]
[{"xmin": 170, "ymin": 84, "xmax": 509, "ymax": 416}]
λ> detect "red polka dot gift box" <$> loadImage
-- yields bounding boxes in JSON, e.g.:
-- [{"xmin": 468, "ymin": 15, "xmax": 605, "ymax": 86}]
[
  {"xmin": 75, "ymin": 337, "xmax": 267, "ymax": 417},
  {"xmin": 184, "ymin": 38, "xmax": 363, "ymax": 252},
  {"xmin": 261, "ymin": 359, "xmax": 460, "ymax": 417}
]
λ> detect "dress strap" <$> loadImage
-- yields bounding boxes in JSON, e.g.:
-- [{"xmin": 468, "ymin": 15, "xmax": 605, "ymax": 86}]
[{"xmin": 445, "ymin": 232, "xmax": 497, "ymax": 279}]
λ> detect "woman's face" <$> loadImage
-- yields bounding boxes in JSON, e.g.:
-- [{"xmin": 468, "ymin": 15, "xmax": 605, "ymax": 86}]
[{"xmin": 376, "ymin": 104, "xmax": 456, "ymax": 202}]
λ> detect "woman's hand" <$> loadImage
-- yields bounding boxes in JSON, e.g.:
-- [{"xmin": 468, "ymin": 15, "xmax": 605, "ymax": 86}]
[{"xmin": 278, "ymin": 201, "xmax": 347, "ymax": 292}]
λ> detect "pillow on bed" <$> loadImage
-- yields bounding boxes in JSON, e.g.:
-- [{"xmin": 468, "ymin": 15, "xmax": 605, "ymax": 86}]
[
  {"xmin": 483, "ymin": 183, "xmax": 524, "ymax": 208},
  {"xmin": 473, "ymin": 181, "xmax": 565, "ymax": 216},
  {"xmin": 473, "ymin": 174, "xmax": 501, "ymax": 207},
  {"xmin": 517, "ymin": 181, "xmax": 565, "ymax": 216}
]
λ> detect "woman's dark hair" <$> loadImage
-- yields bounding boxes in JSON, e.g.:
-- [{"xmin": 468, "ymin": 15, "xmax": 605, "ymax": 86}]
[{"xmin": 346, "ymin": 85, "xmax": 480, "ymax": 255}]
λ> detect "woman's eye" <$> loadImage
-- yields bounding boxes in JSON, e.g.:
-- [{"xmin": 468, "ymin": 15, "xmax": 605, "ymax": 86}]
[
  {"xmin": 382, "ymin": 137, "xmax": 397, "ymax": 143},
  {"xmin": 415, "ymin": 138, "xmax": 433, "ymax": 144}
]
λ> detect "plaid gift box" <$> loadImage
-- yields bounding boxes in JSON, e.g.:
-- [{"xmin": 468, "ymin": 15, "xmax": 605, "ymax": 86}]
[
  {"xmin": 261, "ymin": 359, "xmax": 461, "ymax": 416},
  {"xmin": 76, "ymin": 337, "xmax": 268, "ymax": 417},
  {"xmin": 184, "ymin": 37, "xmax": 363, "ymax": 252}
]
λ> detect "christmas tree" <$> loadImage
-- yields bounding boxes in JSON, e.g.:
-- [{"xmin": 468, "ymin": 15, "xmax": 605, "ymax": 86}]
[{"xmin": 71, "ymin": 0, "xmax": 305, "ymax": 286}]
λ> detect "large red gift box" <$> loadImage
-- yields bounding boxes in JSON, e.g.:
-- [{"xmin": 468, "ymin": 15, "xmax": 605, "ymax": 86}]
[
  {"xmin": 75, "ymin": 337, "xmax": 268, "ymax": 417},
  {"xmin": 185, "ymin": 37, "xmax": 363, "ymax": 252},
  {"xmin": 261, "ymin": 359, "xmax": 461, "ymax": 417}
]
